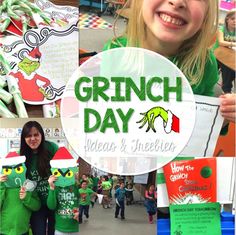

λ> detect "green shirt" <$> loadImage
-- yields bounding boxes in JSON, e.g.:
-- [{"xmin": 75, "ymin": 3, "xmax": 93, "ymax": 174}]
[
  {"xmin": 93, "ymin": 177, "xmax": 99, "ymax": 187},
  {"xmin": 78, "ymin": 187, "xmax": 94, "ymax": 206},
  {"xmin": 87, "ymin": 177, "xmax": 94, "ymax": 189},
  {"xmin": 212, "ymin": 25, "xmax": 236, "ymax": 51},
  {"xmin": 0, "ymin": 183, "xmax": 41, "ymax": 235},
  {"xmin": 221, "ymin": 25, "xmax": 236, "ymax": 42},
  {"xmin": 28, "ymin": 141, "xmax": 58, "ymax": 205},
  {"xmin": 47, "ymin": 185, "xmax": 79, "ymax": 233},
  {"xmin": 103, "ymin": 37, "xmax": 219, "ymax": 97},
  {"xmin": 101, "ymin": 181, "xmax": 112, "ymax": 190}
]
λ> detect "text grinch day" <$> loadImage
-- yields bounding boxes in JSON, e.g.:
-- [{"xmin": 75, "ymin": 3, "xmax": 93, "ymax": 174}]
[{"xmin": 74, "ymin": 76, "xmax": 182, "ymax": 133}]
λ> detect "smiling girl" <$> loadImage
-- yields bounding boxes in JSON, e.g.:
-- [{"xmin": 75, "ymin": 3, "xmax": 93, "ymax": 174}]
[{"xmin": 104, "ymin": 0, "xmax": 236, "ymax": 123}]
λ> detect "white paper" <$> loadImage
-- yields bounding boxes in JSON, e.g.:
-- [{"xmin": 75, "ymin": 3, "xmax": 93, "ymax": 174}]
[
  {"xmin": 97, "ymin": 194, "xmax": 103, "ymax": 204},
  {"xmin": 232, "ymin": 159, "xmax": 236, "ymax": 215},
  {"xmin": 133, "ymin": 173, "xmax": 149, "ymax": 184},
  {"xmin": 35, "ymin": 0, "xmax": 78, "ymax": 24},
  {"xmin": 179, "ymin": 95, "xmax": 224, "ymax": 157},
  {"xmin": 116, "ymin": 198, "xmax": 120, "ymax": 207},
  {"xmin": 217, "ymin": 157, "xmax": 235, "ymax": 204}
]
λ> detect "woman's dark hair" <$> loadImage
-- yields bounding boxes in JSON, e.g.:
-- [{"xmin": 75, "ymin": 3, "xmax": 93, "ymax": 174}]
[
  {"xmin": 103, "ymin": 175, "xmax": 108, "ymax": 181},
  {"xmin": 20, "ymin": 121, "xmax": 51, "ymax": 178},
  {"xmin": 147, "ymin": 184, "xmax": 155, "ymax": 190}
]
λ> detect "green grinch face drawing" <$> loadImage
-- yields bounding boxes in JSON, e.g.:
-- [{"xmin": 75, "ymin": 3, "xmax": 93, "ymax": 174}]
[
  {"xmin": 1, "ymin": 152, "xmax": 27, "ymax": 188},
  {"xmin": 50, "ymin": 147, "xmax": 78, "ymax": 187},
  {"xmin": 18, "ymin": 57, "xmax": 40, "ymax": 76},
  {"xmin": 51, "ymin": 167, "xmax": 77, "ymax": 187},
  {"xmin": 1, "ymin": 163, "xmax": 26, "ymax": 188}
]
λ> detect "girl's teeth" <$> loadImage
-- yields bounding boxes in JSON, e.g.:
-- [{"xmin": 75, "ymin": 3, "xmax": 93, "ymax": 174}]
[{"xmin": 160, "ymin": 13, "xmax": 184, "ymax": 26}]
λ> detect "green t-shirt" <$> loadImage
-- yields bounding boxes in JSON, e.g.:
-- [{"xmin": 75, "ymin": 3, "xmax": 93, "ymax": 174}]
[
  {"xmin": 212, "ymin": 25, "xmax": 236, "ymax": 51},
  {"xmin": 103, "ymin": 37, "xmax": 219, "ymax": 97},
  {"xmin": 93, "ymin": 177, "xmax": 99, "ymax": 188},
  {"xmin": 101, "ymin": 181, "xmax": 112, "ymax": 190},
  {"xmin": 87, "ymin": 177, "xmax": 94, "ymax": 189},
  {"xmin": 47, "ymin": 185, "xmax": 79, "ymax": 233},
  {"xmin": 108, "ymin": 177, "xmax": 113, "ymax": 186},
  {"xmin": 28, "ymin": 141, "xmax": 58, "ymax": 205},
  {"xmin": 78, "ymin": 187, "xmax": 94, "ymax": 206},
  {"xmin": 221, "ymin": 25, "xmax": 236, "ymax": 42}
]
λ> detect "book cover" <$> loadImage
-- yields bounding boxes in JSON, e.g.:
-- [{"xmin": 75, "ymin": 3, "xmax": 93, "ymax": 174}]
[{"xmin": 163, "ymin": 158, "xmax": 216, "ymax": 204}]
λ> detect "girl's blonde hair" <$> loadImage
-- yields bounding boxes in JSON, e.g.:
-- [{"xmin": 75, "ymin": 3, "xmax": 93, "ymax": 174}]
[{"xmin": 118, "ymin": 0, "xmax": 219, "ymax": 85}]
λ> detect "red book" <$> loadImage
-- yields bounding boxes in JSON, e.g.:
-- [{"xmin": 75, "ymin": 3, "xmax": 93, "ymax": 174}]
[{"xmin": 163, "ymin": 158, "xmax": 216, "ymax": 204}]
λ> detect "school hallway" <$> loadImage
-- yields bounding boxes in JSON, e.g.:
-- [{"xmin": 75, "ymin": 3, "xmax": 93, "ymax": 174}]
[{"xmin": 79, "ymin": 191, "xmax": 156, "ymax": 235}]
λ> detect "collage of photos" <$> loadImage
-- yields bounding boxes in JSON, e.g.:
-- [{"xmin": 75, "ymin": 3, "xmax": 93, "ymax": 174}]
[{"xmin": 0, "ymin": 0, "xmax": 235, "ymax": 235}]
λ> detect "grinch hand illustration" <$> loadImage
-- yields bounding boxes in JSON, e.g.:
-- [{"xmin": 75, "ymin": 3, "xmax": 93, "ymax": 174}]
[
  {"xmin": 137, "ymin": 106, "xmax": 179, "ymax": 133},
  {"xmin": 9, "ymin": 47, "xmax": 51, "ymax": 102}
]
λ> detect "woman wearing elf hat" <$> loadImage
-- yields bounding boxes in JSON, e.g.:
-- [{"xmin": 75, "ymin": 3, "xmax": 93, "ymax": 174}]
[
  {"xmin": 20, "ymin": 120, "xmax": 58, "ymax": 235},
  {"xmin": 0, "ymin": 151, "xmax": 41, "ymax": 235}
]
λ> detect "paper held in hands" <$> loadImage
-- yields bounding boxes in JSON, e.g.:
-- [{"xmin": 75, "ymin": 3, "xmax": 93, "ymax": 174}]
[
  {"xmin": 170, "ymin": 203, "xmax": 222, "ymax": 235},
  {"xmin": 97, "ymin": 194, "xmax": 104, "ymax": 204},
  {"xmin": 116, "ymin": 199, "xmax": 120, "ymax": 207},
  {"xmin": 23, "ymin": 179, "xmax": 37, "ymax": 192}
]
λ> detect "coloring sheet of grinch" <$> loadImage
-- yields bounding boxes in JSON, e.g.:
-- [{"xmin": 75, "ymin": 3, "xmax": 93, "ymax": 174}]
[
  {"xmin": 35, "ymin": 0, "xmax": 78, "ymax": 25},
  {"xmin": 7, "ymin": 21, "xmax": 78, "ymax": 104}
]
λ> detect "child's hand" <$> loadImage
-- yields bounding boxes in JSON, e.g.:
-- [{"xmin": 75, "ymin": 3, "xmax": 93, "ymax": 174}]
[
  {"xmin": 220, "ymin": 94, "xmax": 236, "ymax": 123},
  {"xmin": 73, "ymin": 208, "xmax": 79, "ymax": 221},
  {"xmin": 0, "ymin": 174, "xmax": 7, "ymax": 182},
  {"xmin": 19, "ymin": 187, "xmax": 26, "ymax": 200},
  {"xmin": 75, "ymin": 172, "xmax": 79, "ymax": 180},
  {"xmin": 48, "ymin": 175, "xmax": 57, "ymax": 190}
]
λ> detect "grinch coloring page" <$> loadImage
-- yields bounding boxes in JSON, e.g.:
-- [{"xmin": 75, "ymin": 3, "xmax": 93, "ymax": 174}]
[{"xmin": 7, "ymin": 21, "xmax": 78, "ymax": 104}]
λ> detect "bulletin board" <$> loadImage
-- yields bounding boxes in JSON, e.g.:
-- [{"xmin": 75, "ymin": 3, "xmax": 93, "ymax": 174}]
[{"xmin": 220, "ymin": 0, "xmax": 236, "ymax": 11}]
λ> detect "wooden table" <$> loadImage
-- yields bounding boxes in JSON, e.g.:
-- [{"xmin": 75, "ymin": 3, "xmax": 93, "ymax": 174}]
[
  {"xmin": 214, "ymin": 46, "xmax": 236, "ymax": 71},
  {"xmin": 50, "ymin": 0, "xmax": 78, "ymax": 7}
]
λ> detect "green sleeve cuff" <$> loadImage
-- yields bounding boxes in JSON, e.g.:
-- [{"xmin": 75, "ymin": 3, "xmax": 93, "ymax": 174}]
[{"xmin": 22, "ymin": 191, "xmax": 31, "ymax": 203}]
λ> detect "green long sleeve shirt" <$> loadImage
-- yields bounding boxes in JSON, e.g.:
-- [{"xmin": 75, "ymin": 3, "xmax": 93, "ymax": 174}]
[
  {"xmin": 0, "ymin": 183, "xmax": 41, "ymax": 235},
  {"xmin": 47, "ymin": 185, "xmax": 79, "ymax": 233}
]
